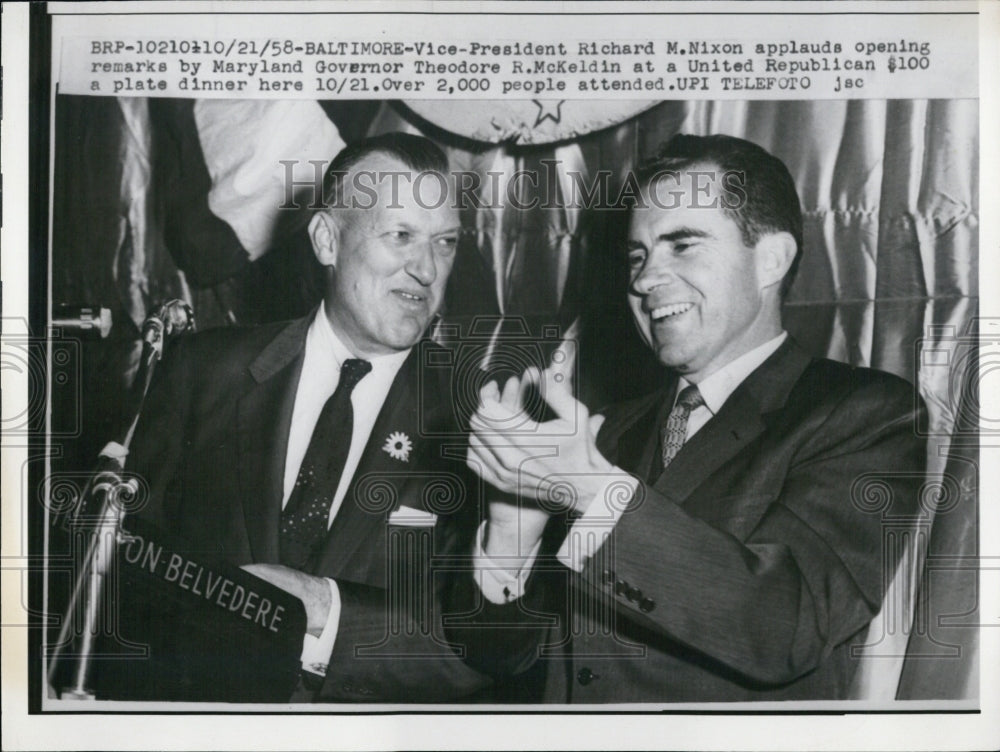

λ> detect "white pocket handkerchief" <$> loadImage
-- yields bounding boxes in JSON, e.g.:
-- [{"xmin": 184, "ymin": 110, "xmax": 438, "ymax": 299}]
[{"xmin": 388, "ymin": 506, "xmax": 438, "ymax": 527}]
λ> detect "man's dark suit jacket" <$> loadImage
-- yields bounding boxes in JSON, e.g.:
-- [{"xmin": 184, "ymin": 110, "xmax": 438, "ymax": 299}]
[
  {"xmin": 448, "ymin": 338, "xmax": 927, "ymax": 702},
  {"xmin": 124, "ymin": 314, "xmax": 489, "ymax": 702}
]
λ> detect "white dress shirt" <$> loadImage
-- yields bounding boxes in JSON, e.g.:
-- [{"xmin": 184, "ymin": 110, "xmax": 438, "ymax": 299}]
[
  {"xmin": 476, "ymin": 331, "xmax": 789, "ymax": 603},
  {"xmin": 290, "ymin": 309, "xmax": 410, "ymax": 673}
]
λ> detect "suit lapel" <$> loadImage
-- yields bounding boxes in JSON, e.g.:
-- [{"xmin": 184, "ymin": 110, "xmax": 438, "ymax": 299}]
[
  {"xmin": 652, "ymin": 386, "xmax": 767, "ymax": 504},
  {"xmin": 653, "ymin": 338, "xmax": 812, "ymax": 505},
  {"xmin": 311, "ymin": 347, "xmax": 424, "ymax": 580},
  {"xmin": 236, "ymin": 316, "xmax": 311, "ymax": 563},
  {"xmin": 611, "ymin": 383, "xmax": 677, "ymax": 485},
  {"xmin": 604, "ymin": 339, "xmax": 812, "ymax": 505}
]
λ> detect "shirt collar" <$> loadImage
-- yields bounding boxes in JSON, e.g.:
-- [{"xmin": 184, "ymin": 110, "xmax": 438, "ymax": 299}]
[
  {"xmin": 311, "ymin": 307, "xmax": 411, "ymax": 378},
  {"xmin": 678, "ymin": 331, "xmax": 788, "ymax": 415}
]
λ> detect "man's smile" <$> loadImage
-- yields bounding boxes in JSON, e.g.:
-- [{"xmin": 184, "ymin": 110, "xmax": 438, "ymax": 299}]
[
  {"xmin": 391, "ymin": 288, "xmax": 428, "ymax": 306},
  {"xmin": 650, "ymin": 302, "xmax": 696, "ymax": 321}
]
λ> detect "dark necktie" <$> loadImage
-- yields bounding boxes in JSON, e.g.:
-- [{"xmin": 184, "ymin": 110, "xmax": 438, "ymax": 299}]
[
  {"xmin": 660, "ymin": 384, "xmax": 705, "ymax": 471},
  {"xmin": 280, "ymin": 358, "xmax": 372, "ymax": 570}
]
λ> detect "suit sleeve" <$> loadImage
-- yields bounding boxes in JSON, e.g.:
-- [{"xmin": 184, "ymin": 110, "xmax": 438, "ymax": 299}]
[
  {"xmin": 584, "ymin": 375, "xmax": 927, "ymax": 686},
  {"xmin": 315, "ymin": 471, "xmax": 496, "ymax": 702},
  {"xmin": 441, "ymin": 511, "xmax": 566, "ymax": 678},
  {"xmin": 318, "ymin": 576, "xmax": 493, "ymax": 702}
]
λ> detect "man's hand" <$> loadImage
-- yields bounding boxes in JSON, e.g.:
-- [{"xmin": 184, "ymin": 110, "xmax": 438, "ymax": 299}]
[
  {"xmin": 240, "ymin": 563, "xmax": 332, "ymax": 637},
  {"xmin": 479, "ymin": 490, "xmax": 550, "ymax": 570},
  {"xmin": 467, "ymin": 364, "xmax": 611, "ymax": 516}
]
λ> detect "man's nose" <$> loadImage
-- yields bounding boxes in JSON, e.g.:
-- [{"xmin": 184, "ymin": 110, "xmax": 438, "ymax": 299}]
[
  {"xmin": 631, "ymin": 255, "xmax": 675, "ymax": 296},
  {"xmin": 404, "ymin": 241, "xmax": 437, "ymax": 286}
]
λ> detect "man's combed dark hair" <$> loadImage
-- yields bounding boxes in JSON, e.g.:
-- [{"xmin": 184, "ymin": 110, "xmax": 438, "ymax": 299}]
[
  {"xmin": 321, "ymin": 132, "xmax": 450, "ymax": 207},
  {"xmin": 635, "ymin": 133, "xmax": 804, "ymax": 297}
]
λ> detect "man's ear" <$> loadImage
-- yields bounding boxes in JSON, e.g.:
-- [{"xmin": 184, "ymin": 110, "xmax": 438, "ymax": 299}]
[
  {"xmin": 754, "ymin": 232, "xmax": 797, "ymax": 291},
  {"xmin": 308, "ymin": 211, "xmax": 340, "ymax": 268}
]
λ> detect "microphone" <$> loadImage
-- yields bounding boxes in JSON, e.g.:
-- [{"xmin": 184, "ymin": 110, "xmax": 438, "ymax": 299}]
[
  {"xmin": 52, "ymin": 306, "xmax": 113, "ymax": 338},
  {"xmin": 141, "ymin": 300, "xmax": 196, "ymax": 358}
]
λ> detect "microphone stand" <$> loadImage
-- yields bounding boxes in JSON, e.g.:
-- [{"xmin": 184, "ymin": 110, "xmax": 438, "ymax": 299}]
[{"xmin": 47, "ymin": 301, "xmax": 194, "ymax": 700}]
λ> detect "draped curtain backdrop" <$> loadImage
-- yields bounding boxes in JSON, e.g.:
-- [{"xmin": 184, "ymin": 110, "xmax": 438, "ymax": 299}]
[{"xmin": 51, "ymin": 96, "xmax": 979, "ymax": 702}]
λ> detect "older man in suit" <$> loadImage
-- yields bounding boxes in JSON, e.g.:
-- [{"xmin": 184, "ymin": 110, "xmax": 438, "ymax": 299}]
[
  {"xmin": 453, "ymin": 134, "xmax": 927, "ymax": 702},
  {"xmin": 121, "ymin": 133, "xmax": 488, "ymax": 702}
]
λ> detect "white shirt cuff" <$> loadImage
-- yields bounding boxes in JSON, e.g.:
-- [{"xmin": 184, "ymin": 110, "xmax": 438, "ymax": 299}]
[
  {"xmin": 300, "ymin": 577, "xmax": 341, "ymax": 676},
  {"xmin": 556, "ymin": 471, "xmax": 639, "ymax": 572},
  {"xmin": 472, "ymin": 519, "xmax": 542, "ymax": 604}
]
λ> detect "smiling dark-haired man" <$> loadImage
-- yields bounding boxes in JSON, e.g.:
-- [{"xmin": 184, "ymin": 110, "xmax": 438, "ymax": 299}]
[{"xmin": 451, "ymin": 133, "xmax": 927, "ymax": 702}]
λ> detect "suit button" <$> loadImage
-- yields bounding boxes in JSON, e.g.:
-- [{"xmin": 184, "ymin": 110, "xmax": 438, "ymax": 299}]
[
  {"xmin": 627, "ymin": 586, "xmax": 641, "ymax": 603},
  {"xmin": 614, "ymin": 580, "xmax": 628, "ymax": 596},
  {"xmin": 639, "ymin": 597, "xmax": 655, "ymax": 613},
  {"xmin": 577, "ymin": 667, "xmax": 599, "ymax": 685},
  {"xmin": 602, "ymin": 569, "xmax": 615, "ymax": 586}
]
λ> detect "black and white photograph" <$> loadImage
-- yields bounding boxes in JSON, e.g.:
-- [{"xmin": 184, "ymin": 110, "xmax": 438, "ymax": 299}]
[{"xmin": 1, "ymin": 2, "xmax": 996, "ymax": 750}]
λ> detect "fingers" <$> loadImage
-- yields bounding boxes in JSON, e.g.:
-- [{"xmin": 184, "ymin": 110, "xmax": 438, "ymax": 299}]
[
  {"xmin": 478, "ymin": 365, "xmax": 583, "ymax": 429},
  {"xmin": 499, "ymin": 374, "xmax": 521, "ymax": 411},
  {"xmin": 467, "ymin": 430, "xmax": 524, "ymax": 477},
  {"xmin": 467, "ymin": 432, "xmax": 505, "ymax": 474},
  {"xmin": 470, "ymin": 406, "xmax": 538, "ymax": 438},
  {"xmin": 466, "ymin": 433, "xmax": 559, "ymax": 501},
  {"xmin": 466, "ymin": 434, "xmax": 515, "ymax": 493},
  {"xmin": 589, "ymin": 413, "xmax": 606, "ymax": 438},
  {"xmin": 471, "ymin": 375, "xmax": 540, "ymax": 433},
  {"xmin": 520, "ymin": 363, "xmax": 578, "ymax": 422},
  {"xmin": 241, "ymin": 563, "xmax": 295, "ymax": 594},
  {"xmin": 538, "ymin": 365, "xmax": 587, "ymax": 424},
  {"xmin": 242, "ymin": 564, "xmax": 330, "ymax": 635},
  {"xmin": 480, "ymin": 374, "xmax": 527, "ymax": 410},
  {"xmin": 478, "ymin": 378, "xmax": 500, "ymax": 406},
  {"xmin": 241, "ymin": 562, "xmax": 287, "ymax": 578},
  {"xmin": 487, "ymin": 373, "xmax": 533, "ymax": 421},
  {"xmin": 549, "ymin": 334, "xmax": 578, "ymax": 388}
]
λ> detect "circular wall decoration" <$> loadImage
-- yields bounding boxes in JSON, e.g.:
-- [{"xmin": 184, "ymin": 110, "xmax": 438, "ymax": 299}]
[{"xmin": 404, "ymin": 100, "xmax": 660, "ymax": 145}]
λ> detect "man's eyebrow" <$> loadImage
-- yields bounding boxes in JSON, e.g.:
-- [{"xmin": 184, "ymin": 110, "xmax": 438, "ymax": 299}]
[
  {"xmin": 656, "ymin": 227, "xmax": 712, "ymax": 244},
  {"xmin": 380, "ymin": 219, "xmax": 417, "ymax": 231},
  {"xmin": 626, "ymin": 227, "xmax": 711, "ymax": 251},
  {"xmin": 378, "ymin": 221, "xmax": 460, "ymax": 238}
]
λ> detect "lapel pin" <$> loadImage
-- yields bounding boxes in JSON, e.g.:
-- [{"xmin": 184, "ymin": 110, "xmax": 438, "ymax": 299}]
[{"xmin": 382, "ymin": 431, "xmax": 413, "ymax": 462}]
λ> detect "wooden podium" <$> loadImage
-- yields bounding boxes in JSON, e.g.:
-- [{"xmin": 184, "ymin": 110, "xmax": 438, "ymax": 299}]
[{"xmin": 85, "ymin": 517, "xmax": 308, "ymax": 703}]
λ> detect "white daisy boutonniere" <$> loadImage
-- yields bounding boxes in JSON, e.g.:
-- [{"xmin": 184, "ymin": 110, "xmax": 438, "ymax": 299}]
[{"xmin": 382, "ymin": 431, "xmax": 413, "ymax": 462}]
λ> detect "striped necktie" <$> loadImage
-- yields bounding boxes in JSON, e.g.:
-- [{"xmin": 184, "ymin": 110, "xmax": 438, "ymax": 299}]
[{"xmin": 660, "ymin": 384, "xmax": 705, "ymax": 471}]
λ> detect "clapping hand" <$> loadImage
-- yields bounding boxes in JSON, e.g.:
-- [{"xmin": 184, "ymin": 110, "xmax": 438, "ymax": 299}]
[{"xmin": 466, "ymin": 361, "xmax": 611, "ymax": 516}]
